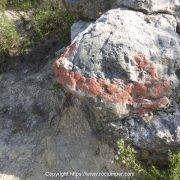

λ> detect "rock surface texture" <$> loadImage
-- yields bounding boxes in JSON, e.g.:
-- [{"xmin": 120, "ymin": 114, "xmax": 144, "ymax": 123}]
[
  {"xmin": 62, "ymin": 0, "xmax": 111, "ymax": 20},
  {"xmin": 0, "ymin": 2, "xmax": 180, "ymax": 180},
  {"xmin": 63, "ymin": 0, "xmax": 180, "ymax": 34},
  {"xmin": 0, "ymin": 61, "xmax": 121, "ymax": 179},
  {"xmin": 113, "ymin": 0, "xmax": 180, "ymax": 34},
  {"xmin": 54, "ymin": 9, "xmax": 180, "ymax": 166},
  {"xmin": 71, "ymin": 20, "xmax": 92, "ymax": 41}
]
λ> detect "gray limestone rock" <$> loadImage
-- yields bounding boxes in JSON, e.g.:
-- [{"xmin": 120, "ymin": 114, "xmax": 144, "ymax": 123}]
[
  {"xmin": 54, "ymin": 9, "xmax": 180, "ymax": 166},
  {"xmin": 71, "ymin": 20, "xmax": 92, "ymax": 41},
  {"xmin": 63, "ymin": 0, "xmax": 180, "ymax": 33}
]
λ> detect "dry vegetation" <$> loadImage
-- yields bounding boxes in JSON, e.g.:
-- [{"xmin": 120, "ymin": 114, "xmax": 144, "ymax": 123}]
[{"xmin": 0, "ymin": 0, "xmax": 76, "ymax": 55}]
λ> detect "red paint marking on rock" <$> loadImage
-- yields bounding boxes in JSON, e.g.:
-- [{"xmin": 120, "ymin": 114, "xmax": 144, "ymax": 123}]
[
  {"xmin": 54, "ymin": 44, "xmax": 172, "ymax": 116},
  {"xmin": 134, "ymin": 53, "xmax": 158, "ymax": 79},
  {"xmin": 60, "ymin": 42, "xmax": 77, "ymax": 59}
]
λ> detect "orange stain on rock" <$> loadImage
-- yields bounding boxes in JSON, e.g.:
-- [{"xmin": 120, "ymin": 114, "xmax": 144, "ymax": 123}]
[
  {"xmin": 60, "ymin": 42, "xmax": 77, "ymax": 59},
  {"xmin": 134, "ymin": 53, "xmax": 158, "ymax": 79},
  {"xmin": 133, "ymin": 83, "xmax": 148, "ymax": 97},
  {"xmin": 54, "ymin": 43, "xmax": 172, "ymax": 116},
  {"xmin": 135, "ymin": 97, "xmax": 170, "ymax": 115}
]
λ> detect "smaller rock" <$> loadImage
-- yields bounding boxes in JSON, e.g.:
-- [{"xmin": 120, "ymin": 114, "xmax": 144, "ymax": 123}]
[
  {"xmin": 64, "ymin": 0, "xmax": 180, "ymax": 34},
  {"xmin": 71, "ymin": 20, "xmax": 92, "ymax": 40},
  {"xmin": 62, "ymin": 0, "xmax": 111, "ymax": 20}
]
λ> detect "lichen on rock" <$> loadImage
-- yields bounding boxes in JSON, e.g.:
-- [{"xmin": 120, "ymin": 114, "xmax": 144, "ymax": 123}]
[
  {"xmin": 54, "ymin": 9, "xmax": 179, "ymax": 117},
  {"xmin": 54, "ymin": 8, "xmax": 180, "ymax": 165}
]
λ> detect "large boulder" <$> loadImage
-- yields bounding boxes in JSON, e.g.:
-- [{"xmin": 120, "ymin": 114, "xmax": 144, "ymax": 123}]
[
  {"xmin": 63, "ymin": 0, "xmax": 180, "ymax": 33},
  {"xmin": 113, "ymin": 0, "xmax": 180, "ymax": 34},
  {"xmin": 54, "ymin": 9, "xmax": 180, "ymax": 166},
  {"xmin": 113, "ymin": 0, "xmax": 180, "ymax": 12}
]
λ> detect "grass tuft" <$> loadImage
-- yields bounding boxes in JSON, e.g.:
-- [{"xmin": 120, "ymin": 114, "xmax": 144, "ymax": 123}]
[
  {"xmin": 0, "ymin": 0, "xmax": 7, "ymax": 11},
  {"xmin": 0, "ymin": 13, "xmax": 20, "ymax": 54},
  {"xmin": 33, "ymin": 7, "xmax": 76, "ymax": 44}
]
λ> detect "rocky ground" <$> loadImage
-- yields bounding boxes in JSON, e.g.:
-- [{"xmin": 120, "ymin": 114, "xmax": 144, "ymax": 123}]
[
  {"xmin": 0, "ymin": 23, "xmax": 123, "ymax": 180},
  {"xmin": 0, "ymin": 59, "xmax": 122, "ymax": 180},
  {"xmin": 0, "ymin": 0, "xmax": 180, "ymax": 180}
]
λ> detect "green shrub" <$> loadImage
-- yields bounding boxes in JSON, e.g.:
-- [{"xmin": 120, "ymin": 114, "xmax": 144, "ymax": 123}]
[
  {"xmin": 0, "ymin": 0, "xmax": 7, "ymax": 10},
  {"xmin": 34, "ymin": 7, "xmax": 75, "ymax": 44},
  {"xmin": 169, "ymin": 152, "xmax": 180, "ymax": 180},
  {"xmin": 117, "ymin": 139, "xmax": 180, "ymax": 180},
  {"xmin": 0, "ymin": 1, "xmax": 74, "ymax": 53},
  {"xmin": 117, "ymin": 139, "xmax": 148, "ymax": 178},
  {"xmin": 51, "ymin": 82, "xmax": 65, "ymax": 93},
  {"xmin": 7, "ymin": 0, "xmax": 38, "ymax": 11},
  {"xmin": 0, "ymin": 14, "xmax": 20, "ymax": 53},
  {"xmin": 7, "ymin": 0, "xmax": 65, "ymax": 11}
]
